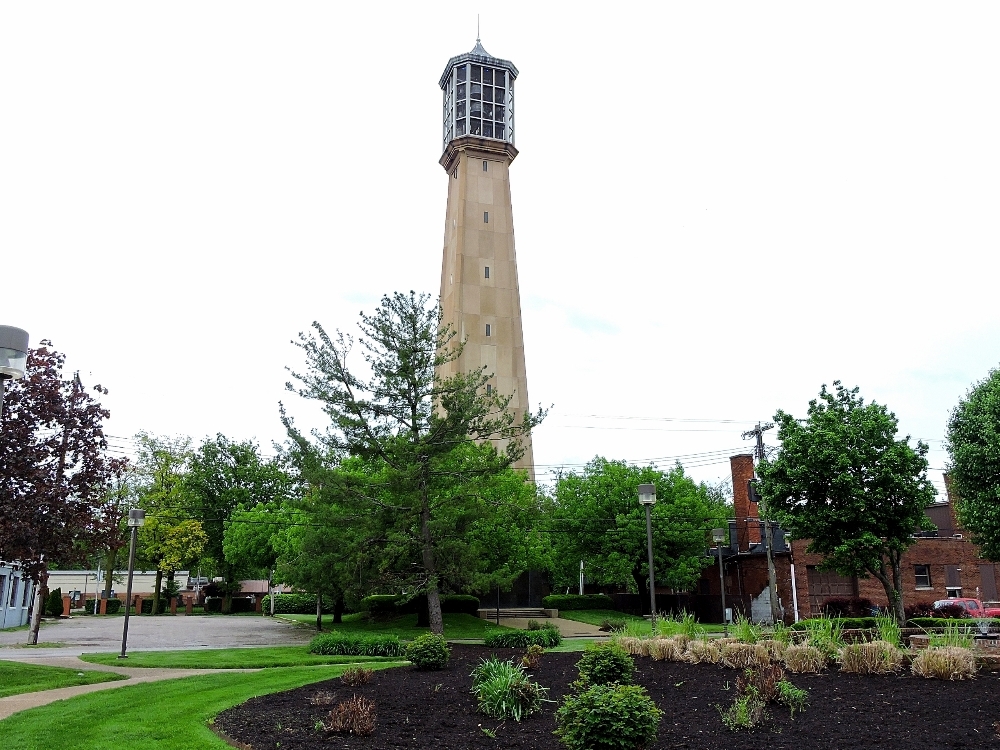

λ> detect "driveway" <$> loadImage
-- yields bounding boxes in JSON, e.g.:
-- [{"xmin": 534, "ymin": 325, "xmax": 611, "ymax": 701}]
[{"xmin": 0, "ymin": 614, "xmax": 312, "ymax": 659}]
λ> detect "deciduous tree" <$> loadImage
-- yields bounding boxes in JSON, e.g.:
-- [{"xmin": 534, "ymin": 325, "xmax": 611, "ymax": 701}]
[
  {"xmin": 756, "ymin": 382, "xmax": 935, "ymax": 624},
  {"xmin": 283, "ymin": 291, "xmax": 544, "ymax": 634},
  {"xmin": 947, "ymin": 366, "xmax": 1000, "ymax": 560}
]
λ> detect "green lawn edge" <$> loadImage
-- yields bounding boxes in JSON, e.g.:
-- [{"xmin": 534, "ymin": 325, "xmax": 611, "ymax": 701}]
[
  {"xmin": 0, "ymin": 663, "xmax": 403, "ymax": 749},
  {"xmin": 80, "ymin": 646, "xmax": 399, "ymax": 669},
  {"xmin": 0, "ymin": 661, "xmax": 125, "ymax": 699},
  {"xmin": 557, "ymin": 609, "xmax": 726, "ymax": 634},
  {"xmin": 275, "ymin": 611, "xmax": 509, "ymax": 639}
]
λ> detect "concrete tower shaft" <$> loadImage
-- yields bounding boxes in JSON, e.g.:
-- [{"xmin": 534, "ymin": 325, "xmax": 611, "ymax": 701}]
[{"xmin": 438, "ymin": 137, "xmax": 533, "ymax": 478}]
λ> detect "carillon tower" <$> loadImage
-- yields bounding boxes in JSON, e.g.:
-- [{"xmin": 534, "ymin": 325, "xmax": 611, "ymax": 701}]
[{"xmin": 437, "ymin": 39, "xmax": 534, "ymax": 479}]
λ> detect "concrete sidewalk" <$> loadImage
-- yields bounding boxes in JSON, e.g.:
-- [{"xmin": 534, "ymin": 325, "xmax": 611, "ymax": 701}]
[{"xmin": 494, "ymin": 616, "xmax": 607, "ymax": 638}]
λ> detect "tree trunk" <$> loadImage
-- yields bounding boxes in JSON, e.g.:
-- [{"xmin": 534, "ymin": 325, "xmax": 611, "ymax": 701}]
[
  {"xmin": 315, "ymin": 593, "xmax": 323, "ymax": 631},
  {"xmin": 222, "ymin": 562, "xmax": 234, "ymax": 614},
  {"xmin": 333, "ymin": 592, "xmax": 343, "ymax": 624},
  {"xmin": 152, "ymin": 568, "xmax": 163, "ymax": 616},
  {"xmin": 27, "ymin": 564, "xmax": 47, "ymax": 646},
  {"xmin": 870, "ymin": 562, "xmax": 905, "ymax": 625},
  {"xmin": 420, "ymin": 501, "xmax": 444, "ymax": 635},
  {"xmin": 166, "ymin": 569, "xmax": 175, "ymax": 611},
  {"xmin": 103, "ymin": 549, "xmax": 117, "ymax": 599}
]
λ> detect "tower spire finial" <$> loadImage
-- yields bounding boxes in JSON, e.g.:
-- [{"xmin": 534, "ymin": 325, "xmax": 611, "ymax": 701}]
[{"xmin": 477, "ymin": 14, "xmax": 480, "ymax": 43}]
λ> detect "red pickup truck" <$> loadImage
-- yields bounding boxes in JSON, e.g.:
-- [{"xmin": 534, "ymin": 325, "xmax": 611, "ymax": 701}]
[{"xmin": 933, "ymin": 598, "xmax": 1000, "ymax": 618}]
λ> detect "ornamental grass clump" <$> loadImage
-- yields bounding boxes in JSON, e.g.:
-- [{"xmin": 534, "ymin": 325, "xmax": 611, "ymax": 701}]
[
  {"xmin": 554, "ymin": 683, "xmax": 662, "ymax": 750},
  {"xmin": 323, "ymin": 695, "xmax": 376, "ymax": 736},
  {"xmin": 928, "ymin": 620, "xmax": 975, "ymax": 649},
  {"xmin": 801, "ymin": 615, "xmax": 844, "ymax": 661},
  {"xmin": 613, "ymin": 636, "xmax": 645, "ymax": 657},
  {"xmin": 647, "ymin": 637, "xmax": 685, "ymax": 662},
  {"xmin": 683, "ymin": 638, "xmax": 723, "ymax": 664},
  {"xmin": 839, "ymin": 640, "xmax": 903, "ymax": 674},
  {"xmin": 340, "ymin": 667, "xmax": 374, "ymax": 687},
  {"xmin": 782, "ymin": 644, "xmax": 827, "ymax": 674},
  {"xmin": 874, "ymin": 614, "xmax": 902, "ymax": 647},
  {"xmin": 405, "ymin": 633, "xmax": 450, "ymax": 670},
  {"xmin": 721, "ymin": 642, "xmax": 771, "ymax": 669},
  {"xmin": 730, "ymin": 614, "xmax": 763, "ymax": 644},
  {"xmin": 470, "ymin": 657, "xmax": 549, "ymax": 721},
  {"xmin": 911, "ymin": 647, "xmax": 977, "ymax": 680},
  {"xmin": 757, "ymin": 638, "xmax": 787, "ymax": 661}
]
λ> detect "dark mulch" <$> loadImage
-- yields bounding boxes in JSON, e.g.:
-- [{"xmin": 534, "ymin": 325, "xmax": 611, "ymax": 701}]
[{"xmin": 215, "ymin": 645, "xmax": 1000, "ymax": 749}]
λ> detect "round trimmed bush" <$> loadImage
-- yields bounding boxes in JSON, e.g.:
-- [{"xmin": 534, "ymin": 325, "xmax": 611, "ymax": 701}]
[
  {"xmin": 45, "ymin": 588, "xmax": 64, "ymax": 617},
  {"xmin": 575, "ymin": 642, "xmax": 634, "ymax": 686},
  {"xmin": 406, "ymin": 633, "xmax": 450, "ymax": 670},
  {"xmin": 555, "ymin": 683, "xmax": 662, "ymax": 750}
]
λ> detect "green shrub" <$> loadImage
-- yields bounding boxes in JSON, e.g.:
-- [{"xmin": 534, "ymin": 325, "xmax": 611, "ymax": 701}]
[
  {"xmin": 575, "ymin": 642, "xmax": 634, "ymax": 687},
  {"xmin": 362, "ymin": 594, "xmax": 400, "ymax": 617},
  {"xmin": 599, "ymin": 618, "xmax": 627, "ymax": 632},
  {"xmin": 140, "ymin": 598, "xmax": 168, "ymax": 615},
  {"xmin": 542, "ymin": 594, "xmax": 615, "ymax": 611},
  {"xmin": 261, "ymin": 593, "xmax": 334, "ymax": 614},
  {"xmin": 45, "ymin": 588, "xmax": 64, "ymax": 617},
  {"xmin": 308, "ymin": 632, "xmax": 404, "ymax": 657},
  {"xmin": 229, "ymin": 597, "xmax": 255, "ymax": 613},
  {"xmin": 405, "ymin": 633, "xmax": 450, "ymax": 670},
  {"xmin": 555, "ymin": 683, "xmax": 662, "ymax": 750},
  {"xmin": 204, "ymin": 598, "xmax": 223, "ymax": 613},
  {"xmin": 471, "ymin": 657, "xmax": 549, "ymax": 721},
  {"xmin": 104, "ymin": 598, "xmax": 123, "ymax": 615},
  {"xmin": 441, "ymin": 594, "xmax": 480, "ymax": 615},
  {"xmin": 791, "ymin": 616, "xmax": 877, "ymax": 631},
  {"xmin": 484, "ymin": 625, "xmax": 561, "ymax": 649},
  {"xmin": 908, "ymin": 617, "xmax": 997, "ymax": 630}
]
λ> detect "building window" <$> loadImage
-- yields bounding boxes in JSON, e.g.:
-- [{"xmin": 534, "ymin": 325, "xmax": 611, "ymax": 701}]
[
  {"xmin": 484, "ymin": 211, "xmax": 489, "ymax": 223},
  {"xmin": 484, "ymin": 266, "xmax": 490, "ymax": 279},
  {"xmin": 9, "ymin": 577, "xmax": 18, "ymax": 608},
  {"xmin": 914, "ymin": 564, "xmax": 931, "ymax": 588},
  {"xmin": 483, "ymin": 160, "xmax": 488, "ymax": 172},
  {"xmin": 486, "ymin": 384, "xmax": 492, "ymax": 395},
  {"xmin": 485, "ymin": 324, "xmax": 491, "ymax": 337},
  {"xmin": 21, "ymin": 579, "xmax": 29, "ymax": 607}
]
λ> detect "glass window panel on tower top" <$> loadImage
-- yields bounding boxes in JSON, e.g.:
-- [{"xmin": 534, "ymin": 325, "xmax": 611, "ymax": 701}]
[{"xmin": 440, "ymin": 40, "xmax": 517, "ymax": 152}]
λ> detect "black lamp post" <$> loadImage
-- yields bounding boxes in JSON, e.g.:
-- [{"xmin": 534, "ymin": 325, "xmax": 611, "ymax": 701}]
[
  {"xmin": 119, "ymin": 509, "xmax": 146, "ymax": 659},
  {"xmin": 637, "ymin": 483, "xmax": 657, "ymax": 626},
  {"xmin": 712, "ymin": 528, "xmax": 728, "ymax": 636}
]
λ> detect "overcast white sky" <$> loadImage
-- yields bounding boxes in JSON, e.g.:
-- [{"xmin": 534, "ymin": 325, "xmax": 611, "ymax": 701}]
[{"xmin": 3, "ymin": 3, "xmax": 998, "ymax": 498}]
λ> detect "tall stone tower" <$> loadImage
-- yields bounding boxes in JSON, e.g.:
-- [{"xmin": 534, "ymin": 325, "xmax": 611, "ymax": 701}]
[{"xmin": 437, "ymin": 39, "xmax": 534, "ymax": 479}]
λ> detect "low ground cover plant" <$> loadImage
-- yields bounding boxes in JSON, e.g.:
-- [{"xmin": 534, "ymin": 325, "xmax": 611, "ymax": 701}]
[
  {"xmin": 554, "ymin": 682, "xmax": 662, "ymax": 750},
  {"xmin": 718, "ymin": 664, "xmax": 808, "ymax": 731},
  {"xmin": 484, "ymin": 623, "xmax": 561, "ymax": 649},
  {"xmin": 521, "ymin": 644, "xmax": 545, "ymax": 668},
  {"xmin": 308, "ymin": 632, "xmax": 404, "ymax": 657},
  {"xmin": 470, "ymin": 656, "xmax": 549, "ymax": 721},
  {"xmin": 405, "ymin": 633, "xmax": 449, "ymax": 670},
  {"xmin": 599, "ymin": 617, "xmax": 626, "ymax": 632}
]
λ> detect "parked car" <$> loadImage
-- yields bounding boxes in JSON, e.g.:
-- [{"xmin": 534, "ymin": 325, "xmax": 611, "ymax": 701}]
[{"xmin": 933, "ymin": 598, "xmax": 1000, "ymax": 618}]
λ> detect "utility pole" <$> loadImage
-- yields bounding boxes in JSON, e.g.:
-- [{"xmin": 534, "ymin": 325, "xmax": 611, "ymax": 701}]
[{"xmin": 742, "ymin": 422, "xmax": 781, "ymax": 625}]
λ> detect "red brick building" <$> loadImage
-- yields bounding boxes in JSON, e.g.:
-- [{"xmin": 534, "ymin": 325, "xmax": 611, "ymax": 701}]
[{"xmin": 702, "ymin": 455, "xmax": 1000, "ymax": 623}]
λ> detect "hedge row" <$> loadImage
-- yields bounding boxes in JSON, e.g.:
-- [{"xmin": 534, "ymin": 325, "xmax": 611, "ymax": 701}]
[
  {"xmin": 261, "ymin": 593, "xmax": 336, "ymax": 615},
  {"xmin": 104, "ymin": 599, "xmax": 122, "ymax": 615},
  {"xmin": 541, "ymin": 594, "xmax": 616, "ymax": 612},
  {"xmin": 484, "ymin": 626, "xmax": 562, "ymax": 649},
  {"xmin": 308, "ymin": 632, "xmax": 405, "ymax": 657},
  {"xmin": 361, "ymin": 594, "xmax": 480, "ymax": 617},
  {"xmin": 791, "ymin": 616, "xmax": 1000, "ymax": 631}
]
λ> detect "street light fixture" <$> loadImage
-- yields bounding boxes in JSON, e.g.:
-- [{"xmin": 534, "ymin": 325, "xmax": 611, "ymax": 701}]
[
  {"xmin": 0, "ymin": 325, "xmax": 30, "ymax": 425},
  {"xmin": 712, "ymin": 528, "xmax": 728, "ymax": 636},
  {"xmin": 118, "ymin": 508, "xmax": 145, "ymax": 659},
  {"xmin": 637, "ymin": 483, "xmax": 657, "ymax": 626}
]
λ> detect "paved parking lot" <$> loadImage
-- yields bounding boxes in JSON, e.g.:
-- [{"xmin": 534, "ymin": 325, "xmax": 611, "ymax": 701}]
[{"xmin": 0, "ymin": 614, "xmax": 313, "ymax": 658}]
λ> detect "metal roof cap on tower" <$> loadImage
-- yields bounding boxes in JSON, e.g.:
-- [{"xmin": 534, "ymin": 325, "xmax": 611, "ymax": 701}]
[{"xmin": 438, "ymin": 39, "xmax": 518, "ymax": 90}]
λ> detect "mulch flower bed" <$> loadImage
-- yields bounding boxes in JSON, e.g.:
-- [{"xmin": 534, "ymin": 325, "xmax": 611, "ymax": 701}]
[{"xmin": 215, "ymin": 644, "xmax": 1000, "ymax": 749}]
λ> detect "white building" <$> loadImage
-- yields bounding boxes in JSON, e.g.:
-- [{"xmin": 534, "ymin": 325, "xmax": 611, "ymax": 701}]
[{"xmin": 0, "ymin": 564, "xmax": 35, "ymax": 628}]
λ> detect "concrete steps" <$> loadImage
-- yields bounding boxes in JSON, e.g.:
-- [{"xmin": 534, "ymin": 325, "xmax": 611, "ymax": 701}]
[{"xmin": 477, "ymin": 607, "xmax": 557, "ymax": 620}]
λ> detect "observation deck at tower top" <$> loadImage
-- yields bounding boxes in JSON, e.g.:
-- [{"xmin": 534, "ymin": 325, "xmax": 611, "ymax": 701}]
[{"xmin": 438, "ymin": 40, "xmax": 518, "ymax": 89}]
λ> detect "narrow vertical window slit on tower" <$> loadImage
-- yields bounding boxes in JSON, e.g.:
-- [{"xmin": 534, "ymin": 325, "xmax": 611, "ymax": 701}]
[
  {"xmin": 484, "ymin": 211, "xmax": 489, "ymax": 223},
  {"xmin": 486, "ymin": 324, "xmax": 491, "ymax": 337},
  {"xmin": 484, "ymin": 266, "xmax": 490, "ymax": 279}
]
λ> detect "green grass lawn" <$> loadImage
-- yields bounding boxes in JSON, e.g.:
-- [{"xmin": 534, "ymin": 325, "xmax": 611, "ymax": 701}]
[
  {"xmin": 0, "ymin": 663, "xmax": 402, "ymax": 750},
  {"xmin": 557, "ymin": 609, "xmax": 726, "ymax": 634},
  {"xmin": 80, "ymin": 646, "xmax": 400, "ymax": 669},
  {"xmin": 276, "ymin": 611, "xmax": 507, "ymax": 639},
  {"xmin": 0, "ymin": 661, "xmax": 125, "ymax": 698}
]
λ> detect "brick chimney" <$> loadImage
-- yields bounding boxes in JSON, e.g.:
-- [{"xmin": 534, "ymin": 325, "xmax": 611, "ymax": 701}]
[{"xmin": 731, "ymin": 454, "xmax": 758, "ymax": 551}]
